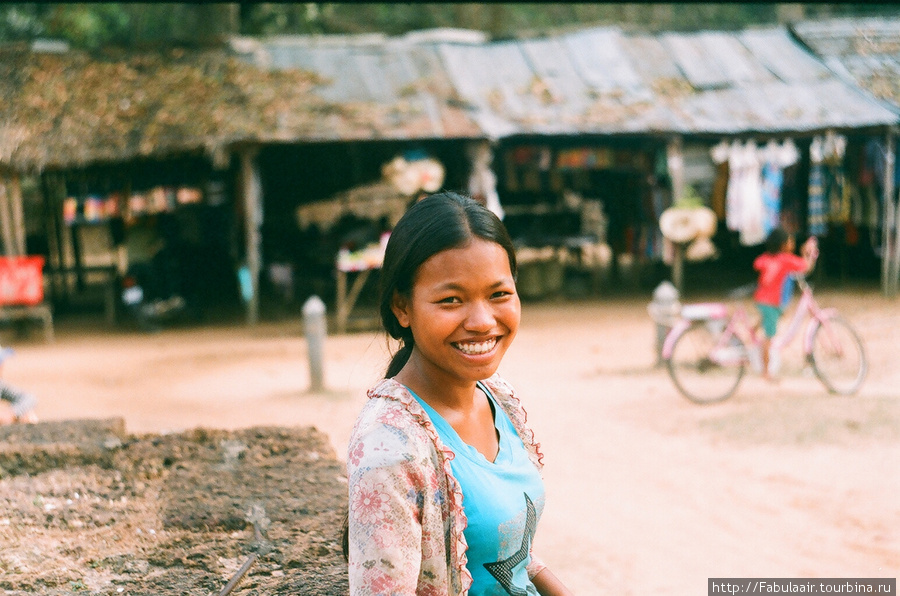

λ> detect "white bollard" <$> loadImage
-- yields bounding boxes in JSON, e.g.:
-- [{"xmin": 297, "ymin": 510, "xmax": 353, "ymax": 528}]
[
  {"xmin": 648, "ymin": 281, "xmax": 681, "ymax": 367},
  {"xmin": 302, "ymin": 295, "xmax": 327, "ymax": 392}
]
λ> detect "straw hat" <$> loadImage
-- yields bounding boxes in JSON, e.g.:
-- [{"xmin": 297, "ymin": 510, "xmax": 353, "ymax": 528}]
[
  {"xmin": 691, "ymin": 206, "xmax": 718, "ymax": 238},
  {"xmin": 659, "ymin": 207, "xmax": 697, "ymax": 244},
  {"xmin": 686, "ymin": 236, "xmax": 718, "ymax": 262}
]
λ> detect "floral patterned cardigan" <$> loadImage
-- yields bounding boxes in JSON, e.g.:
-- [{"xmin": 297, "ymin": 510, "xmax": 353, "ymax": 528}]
[{"xmin": 347, "ymin": 374, "xmax": 547, "ymax": 595}]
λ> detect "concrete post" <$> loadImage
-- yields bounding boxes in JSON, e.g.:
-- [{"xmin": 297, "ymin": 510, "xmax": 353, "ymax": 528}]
[
  {"xmin": 647, "ymin": 281, "xmax": 681, "ymax": 367},
  {"xmin": 303, "ymin": 295, "xmax": 327, "ymax": 393}
]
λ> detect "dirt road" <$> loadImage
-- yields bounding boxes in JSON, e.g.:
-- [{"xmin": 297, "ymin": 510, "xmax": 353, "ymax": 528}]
[{"xmin": 8, "ymin": 286, "xmax": 900, "ymax": 594}]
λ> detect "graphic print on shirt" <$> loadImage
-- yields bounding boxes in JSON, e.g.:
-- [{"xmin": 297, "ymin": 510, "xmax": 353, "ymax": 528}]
[{"xmin": 483, "ymin": 493, "xmax": 538, "ymax": 596}]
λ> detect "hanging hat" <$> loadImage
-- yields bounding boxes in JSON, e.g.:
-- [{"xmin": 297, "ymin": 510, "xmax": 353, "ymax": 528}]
[
  {"xmin": 0, "ymin": 345, "xmax": 14, "ymax": 364},
  {"xmin": 659, "ymin": 207, "xmax": 697, "ymax": 244},
  {"xmin": 690, "ymin": 206, "xmax": 718, "ymax": 239},
  {"xmin": 686, "ymin": 237, "xmax": 718, "ymax": 262}
]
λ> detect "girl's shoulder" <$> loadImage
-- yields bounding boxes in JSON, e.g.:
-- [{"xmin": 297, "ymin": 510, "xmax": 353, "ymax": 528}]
[
  {"xmin": 481, "ymin": 373, "xmax": 522, "ymax": 416},
  {"xmin": 355, "ymin": 380, "xmax": 426, "ymax": 435},
  {"xmin": 482, "ymin": 374, "xmax": 545, "ymax": 469},
  {"xmin": 349, "ymin": 379, "xmax": 436, "ymax": 459}
]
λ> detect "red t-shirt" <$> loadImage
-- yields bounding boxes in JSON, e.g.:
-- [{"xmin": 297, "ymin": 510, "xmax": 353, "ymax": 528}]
[{"xmin": 753, "ymin": 252, "xmax": 808, "ymax": 307}]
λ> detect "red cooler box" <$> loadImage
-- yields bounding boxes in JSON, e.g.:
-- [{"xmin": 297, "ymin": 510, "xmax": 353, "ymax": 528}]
[{"xmin": 0, "ymin": 256, "xmax": 45, "ymax": 306}]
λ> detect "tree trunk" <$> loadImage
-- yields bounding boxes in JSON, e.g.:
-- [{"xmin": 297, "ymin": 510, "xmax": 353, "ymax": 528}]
[{"xmin": 174, "ymin": 3, "xmax": 239, "ymax": 45}]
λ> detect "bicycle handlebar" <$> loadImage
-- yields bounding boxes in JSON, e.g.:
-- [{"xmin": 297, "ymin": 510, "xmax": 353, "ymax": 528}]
[{"xmin": 792, "ymin": 272, "xmax": 811, "ymax": 293}]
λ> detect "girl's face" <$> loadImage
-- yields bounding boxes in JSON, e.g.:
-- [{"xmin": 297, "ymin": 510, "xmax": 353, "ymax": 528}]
[{"xmin": 391, "ymin": 238, "xmax": 520, "ymax": 387}]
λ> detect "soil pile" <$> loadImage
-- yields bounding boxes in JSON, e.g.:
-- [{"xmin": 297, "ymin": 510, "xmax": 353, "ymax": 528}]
[{"xmin": 0, "ymin": 419, "xmax": 349, "ymax": 595}]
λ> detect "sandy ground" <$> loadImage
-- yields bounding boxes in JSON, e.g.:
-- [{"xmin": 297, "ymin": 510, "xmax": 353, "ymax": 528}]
[{"xmin": 6, "ymin": 286, "xmax": 900, "ymax": 594}]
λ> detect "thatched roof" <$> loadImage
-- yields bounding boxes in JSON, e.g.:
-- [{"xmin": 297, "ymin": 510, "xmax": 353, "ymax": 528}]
[{"xmin": 0, "ymin": 43, "xmax": 418, "ymax": 172}]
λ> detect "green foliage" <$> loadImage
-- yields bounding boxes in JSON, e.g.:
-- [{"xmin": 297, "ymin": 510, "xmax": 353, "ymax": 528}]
[
  {"xmin": 2, "ymin": 3, "xmax": 900, "ymax": 49},
  {"xmin": 0, "ymin": 4, "xmax": 47, "ymax": 41},
  {"xmin": 44, "ymin": 4, "xmax": 130, "ymax": 49}
]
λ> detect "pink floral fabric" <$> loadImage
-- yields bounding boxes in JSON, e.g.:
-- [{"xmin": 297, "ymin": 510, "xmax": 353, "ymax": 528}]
[{"xmin": 347, "ymin": 374, "xmax": 546, "ymax": 595}]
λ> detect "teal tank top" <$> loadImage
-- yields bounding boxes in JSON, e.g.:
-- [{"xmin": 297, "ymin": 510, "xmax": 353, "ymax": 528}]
[{"xmin": 410, "ymin": 382, "xmax": 545, "ymax": 596}]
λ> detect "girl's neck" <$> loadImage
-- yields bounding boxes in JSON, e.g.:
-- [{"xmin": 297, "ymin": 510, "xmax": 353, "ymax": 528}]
[{"xmin": 394, "ymin": 355, "xmax": 478, "ymax": 413}]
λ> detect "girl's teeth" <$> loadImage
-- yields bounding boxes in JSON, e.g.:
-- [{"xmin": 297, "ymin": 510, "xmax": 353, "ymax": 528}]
[{"xmin": 455, "ymin": 339, "xmax": 496, "ymax": 355}]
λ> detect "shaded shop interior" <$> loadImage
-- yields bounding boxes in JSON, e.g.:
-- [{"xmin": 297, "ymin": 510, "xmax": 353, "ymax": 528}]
[
  {"xmin": 492, "ymin": 128, "xmax": 894, "ymax": 298},
  {"xmin": 34, "ymin": 153, "xmax": 241, "ymax": 321},
  {"xmin": 28, "ymin": 122, "xmax": 897, "ymax": 330},
  {"xmin": 255, "ymin": 139, "xmax": 473, "ymax": 310}
]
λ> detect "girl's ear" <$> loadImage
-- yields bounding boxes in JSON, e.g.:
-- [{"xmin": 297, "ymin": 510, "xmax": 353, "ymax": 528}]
[{"xmin": 390, "ymin": 291, "xmax": 411, "ymax": 328}]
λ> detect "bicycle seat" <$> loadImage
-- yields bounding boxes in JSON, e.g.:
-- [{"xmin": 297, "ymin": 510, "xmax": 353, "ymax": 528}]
[{"xmin": 680, "ymin": 302, "xmax": 729, "ymax": 320}]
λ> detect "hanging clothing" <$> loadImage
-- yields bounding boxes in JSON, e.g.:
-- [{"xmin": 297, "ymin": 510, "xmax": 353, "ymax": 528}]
[
  {"xmin": 467, "ymin": 143, "xmax": 505, "ymax": 220},
  {"xmin": 710, "ymin": 140, "xmax": 736, "ymax": 228},
  {"xmin": 780, "ymin": 162, "xmax": 801, "ymax": 233},
  {"xmin": 711, "ymin": 161, "xmax": 729, "ymax": 221},
  {"xmin": 808, "ymin": 164, "xmax": 827, "ymax": 237},
  {"xmin": 737, "ymin": 141, "xmax": 766, "ymax": 246},
  {"xmin": 808, "ymin": 137, "xmax": 827, "ymax": 237},
  {"xmin": 761, "ymin": 162, "xmax": 784, "ymax": 236},
  {"xmin": 712, "ymin": 140, "xmax": 766, "ymax": 245},
  {"xmin": 760, "ymin": 139, "xmax": 800, "ymax": 238}
]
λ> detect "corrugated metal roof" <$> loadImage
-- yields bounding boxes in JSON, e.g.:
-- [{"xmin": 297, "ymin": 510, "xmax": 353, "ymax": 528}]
[
  {"xmin": 433, "ymin": 26, "xmax": 897, "ymax": 137},
  {"xmin": 239, "ymin": 23, "xmax": 900, "ymax": 141},
  {"xmin": 240, "ymin": 34, "xmax": 484, "ymax": 140},
  {"xmin": 791, "ymin": 18, "xmax": 900, "ymax": 114},
  {"xmin": 245, "ymin": 25, "xmax": 896, "ymax": 141}
]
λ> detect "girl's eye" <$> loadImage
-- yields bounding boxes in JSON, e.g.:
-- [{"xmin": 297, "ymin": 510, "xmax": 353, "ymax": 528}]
[
  {"xmin": 491, "ymin": 290, "xmax": 513, "ymax": 299},
  {"xmin": 437, "ymin": 296, "xmax": 461, "ymax": 304}
]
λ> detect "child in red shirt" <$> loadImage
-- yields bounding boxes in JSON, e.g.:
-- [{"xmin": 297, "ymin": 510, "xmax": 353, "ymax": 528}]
[{"xmin": 753, "ymin": 228, "xmax": 818, "ymax": 381}]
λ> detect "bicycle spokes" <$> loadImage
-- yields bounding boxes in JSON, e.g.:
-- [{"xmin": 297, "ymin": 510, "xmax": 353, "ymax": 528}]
[
  {"xmin": 667, "ymin": 323, "xmax": 746, "ymax": 404},
  {"xmin": 810, "ymin": 316, "xmax": 867, "ymax": 395}
]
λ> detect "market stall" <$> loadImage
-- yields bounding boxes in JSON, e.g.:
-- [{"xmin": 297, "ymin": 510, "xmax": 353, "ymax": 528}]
[
  {"xmin": 294, "ymin": 153, "xmax": 445, "ymax": 332},
  {"xmin": 497, "ymin": 141, "xmax": 665, "ymax": 296},
  {"xmin": 39, "ymin": 155, "xmax": 238, "ymax": 324}
]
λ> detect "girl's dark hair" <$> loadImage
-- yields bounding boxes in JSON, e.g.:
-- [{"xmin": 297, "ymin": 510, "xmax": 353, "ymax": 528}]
[
  {"xmin": 764, "ymin": 227, "xmax": 790, "ymax": 254},
  {"xmin": 378, "ymin": 191, "xmax": 517, "ymax": 378}
]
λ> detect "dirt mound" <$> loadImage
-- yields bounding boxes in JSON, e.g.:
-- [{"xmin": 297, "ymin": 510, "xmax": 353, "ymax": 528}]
[{"xmin": 0, "ymin": 419, "xmax": 348, "ymax": 595}]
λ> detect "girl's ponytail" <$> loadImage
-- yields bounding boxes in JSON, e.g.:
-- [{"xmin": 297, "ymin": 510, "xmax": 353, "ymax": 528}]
[{"xmin": 385, "ymin": 340, "xmax": 414, "ymax": 378}]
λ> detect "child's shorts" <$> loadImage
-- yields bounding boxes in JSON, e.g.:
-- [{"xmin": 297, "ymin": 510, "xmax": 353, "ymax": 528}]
[{"xmin": 756, "ymin": 303, "xmax": 781, "ymax": 338}]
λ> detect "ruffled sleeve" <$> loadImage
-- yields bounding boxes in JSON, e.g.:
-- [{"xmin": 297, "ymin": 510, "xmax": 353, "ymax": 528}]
[{"xmin": 347, "ymin": 401, "xmax": 428, "ymax": 595}]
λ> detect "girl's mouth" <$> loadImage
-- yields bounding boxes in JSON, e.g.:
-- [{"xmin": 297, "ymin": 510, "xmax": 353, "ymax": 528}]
[{"xmin": 452, "ymin": 337, "xmax": 498, "ymax": 355}]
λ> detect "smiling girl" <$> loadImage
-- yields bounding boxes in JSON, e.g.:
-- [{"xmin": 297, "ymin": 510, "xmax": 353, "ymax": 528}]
[{"xmin": 346, "ymin": 192, "xmax": 572, "ymax": 595}]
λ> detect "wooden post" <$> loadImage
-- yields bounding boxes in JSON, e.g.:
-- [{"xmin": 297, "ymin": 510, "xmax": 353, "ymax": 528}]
[
  {"xmin": 666, "ymin": 136, "xmax": 685, "ymax": 204},
  {"xmin": 666, "ymin": 137, "xmax": 686, "ymax": 293},
  {"xmin": 239, "ymin": 147, "xmax": 261, "ymax": 325},
  {"xmin": 9, "ymin": 173, "xmax": 26, "ymax": 256},
  {"xmin": 50, "ymin": 174, "xmax": 70, "ymax": 302},
  {"xmin": 888, "ymin": 128, "xmax": 900, "ymax": 297},
  {"xmin": 672, "ymin": 242, "xmax": 685, "ymax": 296},
  {"xmin": 0, "ymin": 176, "xmax": 15, "ymax": 256},
  {"xmin": 38, "ymin": 173, "xmax": 57, "ymax": 303},
  {"xmin": 882, "ymin": 128, "xmax": 897, "ymax": 297}
]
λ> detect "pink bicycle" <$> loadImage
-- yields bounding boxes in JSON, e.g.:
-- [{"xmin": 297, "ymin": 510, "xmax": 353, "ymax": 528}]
[{"xmin": 662, "ymin": 274, "xmax": 867, "ymax": 404}]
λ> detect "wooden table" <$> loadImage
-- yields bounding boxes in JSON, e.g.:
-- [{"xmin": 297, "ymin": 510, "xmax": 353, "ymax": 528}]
[
  {"xmin": 0, "ymin": 303, "xmax": 54, "ymax": 342},
  {"xmin": 335, "ymin": 266, "xmax": 379, "ymax": 334}
]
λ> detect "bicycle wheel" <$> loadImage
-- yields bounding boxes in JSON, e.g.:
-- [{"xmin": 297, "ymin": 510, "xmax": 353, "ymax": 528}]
[
  {"xmin": 810, "ymin": 316, "xmax": 867, "ymax": 395},
  {"xmin": 666, "ymin": 322, "xmax": 746, "ymax": 404}
]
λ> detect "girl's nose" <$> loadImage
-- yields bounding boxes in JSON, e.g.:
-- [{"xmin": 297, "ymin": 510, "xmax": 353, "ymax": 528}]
[{"xmin": 464, "ymin": 300, "xmax": 495, "ymax": 331}]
